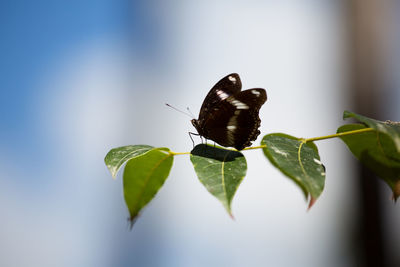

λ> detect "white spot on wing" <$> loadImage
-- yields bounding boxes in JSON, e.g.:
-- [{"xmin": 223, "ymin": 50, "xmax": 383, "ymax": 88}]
[
  {"xmin": 216, "ymin": 90, "xmax": 229, "ymax": 100},
  {"xmin": 251, "ymin": 90, "xmax": 261, "ymax": 96},
  {"xmin": 229, "ymin": 99, "xmax": 249, "ymax": 109},
  {"xmin": 227, "ymin": 125, "xmax": 236, "ymax": 130},
  {"xmin": 228, "ymin": 76, "xmax": 237, "ymax": 83},
  {"xmin": 228, "ymin": 115, "xmax": 238, "ymax": 128}
]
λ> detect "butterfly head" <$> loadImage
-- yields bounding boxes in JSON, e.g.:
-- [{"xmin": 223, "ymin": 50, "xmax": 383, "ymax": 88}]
[
  {"xmin": 191, "ymin": 119, "xmax": 199, "ymax": 129},
  {"xmin": 191, "ymin": 119, "xmax": 204, "ymax": 135}
]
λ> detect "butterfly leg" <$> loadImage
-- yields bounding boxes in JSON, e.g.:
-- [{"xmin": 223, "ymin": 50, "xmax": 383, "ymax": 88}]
[{"xmin": 188, "ymin": 132, "xmax": 200, "ymax": 148}]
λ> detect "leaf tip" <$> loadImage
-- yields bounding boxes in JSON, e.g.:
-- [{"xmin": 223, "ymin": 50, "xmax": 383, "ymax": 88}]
[
  {"xmin": 392, "ymin": 181, "xmax": 400, "ymax": 202},
  {"xmin": 224, "ymin": 205, "xmax": 235, "ymax": 220},
  {"xmin": 128, "ymin": 215, "xmax": 139, "ymax": 230},
  {"xmin": 342, "ymin": 110, "xmax": 352, "ymax": 120},
  {"xmin": 109, "ymin": 168, "xmax": 118, "ymax": 179},
  {"xmin": 223, "ymin": 203, "xmax": 235, "ymax": 220},
  {"xmin": 307, "ymin": 197, "xmax": 317, "ymax": 210}
]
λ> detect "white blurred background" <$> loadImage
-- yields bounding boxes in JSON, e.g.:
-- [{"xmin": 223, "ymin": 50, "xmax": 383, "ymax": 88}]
[{"xmin": 0, "ymin": 1, "xmax": 399, "ymax": 266}]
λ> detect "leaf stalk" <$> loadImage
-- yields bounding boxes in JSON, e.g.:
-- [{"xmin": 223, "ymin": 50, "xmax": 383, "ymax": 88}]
[{"xmin": 304, "ymin": 127, "xmax": 374, "ymax": 143}]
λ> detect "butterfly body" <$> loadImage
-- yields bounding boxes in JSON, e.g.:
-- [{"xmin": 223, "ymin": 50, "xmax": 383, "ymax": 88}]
[{"xmin": 191, "ymin": 73, "xmax": 267, "ymax": 150}]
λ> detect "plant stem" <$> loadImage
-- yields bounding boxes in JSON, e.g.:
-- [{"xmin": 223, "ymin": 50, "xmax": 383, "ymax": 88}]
[
  {"xmin": 242, "ymin": 145, "xmax": 266, "ymax": 151},
  {"xmin": 169, "ymin": 151, "xmax": 191, "ymax": 156},
  {"xmin": 169, "ymin": 127, "xmax": 374, "ymax": 155},
  {"xmin": 305, "ymin": 127, "xmax": 374, "ymax": 143}
]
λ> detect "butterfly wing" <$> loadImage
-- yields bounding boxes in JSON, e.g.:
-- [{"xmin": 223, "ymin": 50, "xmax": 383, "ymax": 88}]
[
  {"xmin": 198, "ymin": 73, "xmax": 242, "ymax": 122},
  {"xmin": 202, "ymin": 88, "xmax": 267, "ymax": 150}
]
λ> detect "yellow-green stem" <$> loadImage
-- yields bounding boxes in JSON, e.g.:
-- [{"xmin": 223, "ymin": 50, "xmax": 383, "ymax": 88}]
[
  {"xmin": 242, "ymin": 145, "xmax": 266, "ymax": 151},
  {"xmin": 304, "ymin": 127, "xmax": 374, "ymax": 143},
  {"xmin": 169, "ymin": 127, "xmax": 374, "ymax": 155},
  {"xmin": 168, "ymin": 151, "xmax": 190, "ymax": 156}
]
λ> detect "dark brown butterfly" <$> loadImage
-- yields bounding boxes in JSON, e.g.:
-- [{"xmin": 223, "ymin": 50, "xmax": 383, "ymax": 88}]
[{"xmin": 191, "ymin": 73, "xmax": 267, "ymax": 150}]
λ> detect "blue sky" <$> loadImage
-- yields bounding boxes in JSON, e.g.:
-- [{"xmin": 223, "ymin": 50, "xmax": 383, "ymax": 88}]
[{"xmin": 0, "ymin": 0, "xmax": 156, "ymax": 176}]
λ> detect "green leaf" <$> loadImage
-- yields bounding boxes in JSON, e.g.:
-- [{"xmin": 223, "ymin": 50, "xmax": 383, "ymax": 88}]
[
  {"xmin": 104, "ymin": 145, "xmax": 154, "ymax": 179},
  {"xmin": 261, "ymin": 133, "xmax": 326, "ymax": 208},
  {"xmin": 337, "ymin": 123, "xmax": 400, "ymax": 200},
  {"xmin": 190, "ymin": 144, "xmax": 247, "ymax": 217},
  {"xmin": 123, "ymin": 148, "xmax": 174, "ymax": 225},
  {"xmin": 343, "ymin": 110, "xmax": 400, "ymax": 153}
]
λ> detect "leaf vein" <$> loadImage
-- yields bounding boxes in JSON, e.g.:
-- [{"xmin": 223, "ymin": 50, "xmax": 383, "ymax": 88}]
[
  {"xmin": 129, "ymin": 153, "xmax": 172, "ymax": 215},
  {"xmin": 297, "ymin": 142, "xmax": 311, "ymax": 195}
]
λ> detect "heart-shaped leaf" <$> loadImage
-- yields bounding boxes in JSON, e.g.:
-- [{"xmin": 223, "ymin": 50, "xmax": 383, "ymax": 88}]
[
  {"xmin": 261, "ymin": 133, "xmax": 326, "ymax": 208},
  {"xmin": 104, "ymin": 145, "xmax": 154, "ymax": 178},
  {"xmin": 123, "ymin": 148, "xmax": 173, "ymax": 225},
  {"xmin": 190, "ymin": 144, "xmax": 247, "ymax": 217},
  {"xmin": 337, "ymin": 123, "xmax": 400, "ymax": 200}
]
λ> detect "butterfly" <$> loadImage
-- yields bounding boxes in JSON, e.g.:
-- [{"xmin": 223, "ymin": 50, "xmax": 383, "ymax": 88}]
[{"xmin": 191, "ymin": 73, "xmax": 267, "ymax": 150}]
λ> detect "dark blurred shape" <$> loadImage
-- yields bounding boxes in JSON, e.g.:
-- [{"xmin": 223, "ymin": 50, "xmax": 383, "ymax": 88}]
[{"xmin": 347, "ymin": 0, "xmax": 398, "ymax": 266}]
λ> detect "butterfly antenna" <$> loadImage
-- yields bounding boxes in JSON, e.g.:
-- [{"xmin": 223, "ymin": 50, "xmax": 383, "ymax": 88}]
[
  {"xmin": 165, "ymin": 103, "xmax": 193, "ymax": 118},
  {"xmin": 186, "ymin": 107, "xmax": 195, "ymax": 119}
]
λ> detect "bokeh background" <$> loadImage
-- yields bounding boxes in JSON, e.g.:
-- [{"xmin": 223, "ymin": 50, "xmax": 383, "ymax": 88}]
[{"xmin": 1, "ymin": 1, "xmax": 399, "ymax": 266}]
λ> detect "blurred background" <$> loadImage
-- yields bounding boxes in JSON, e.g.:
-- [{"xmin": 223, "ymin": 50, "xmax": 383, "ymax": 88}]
[{"xmin": 1, "ymin": 0, "xmax": 399, "ymax": 266}]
